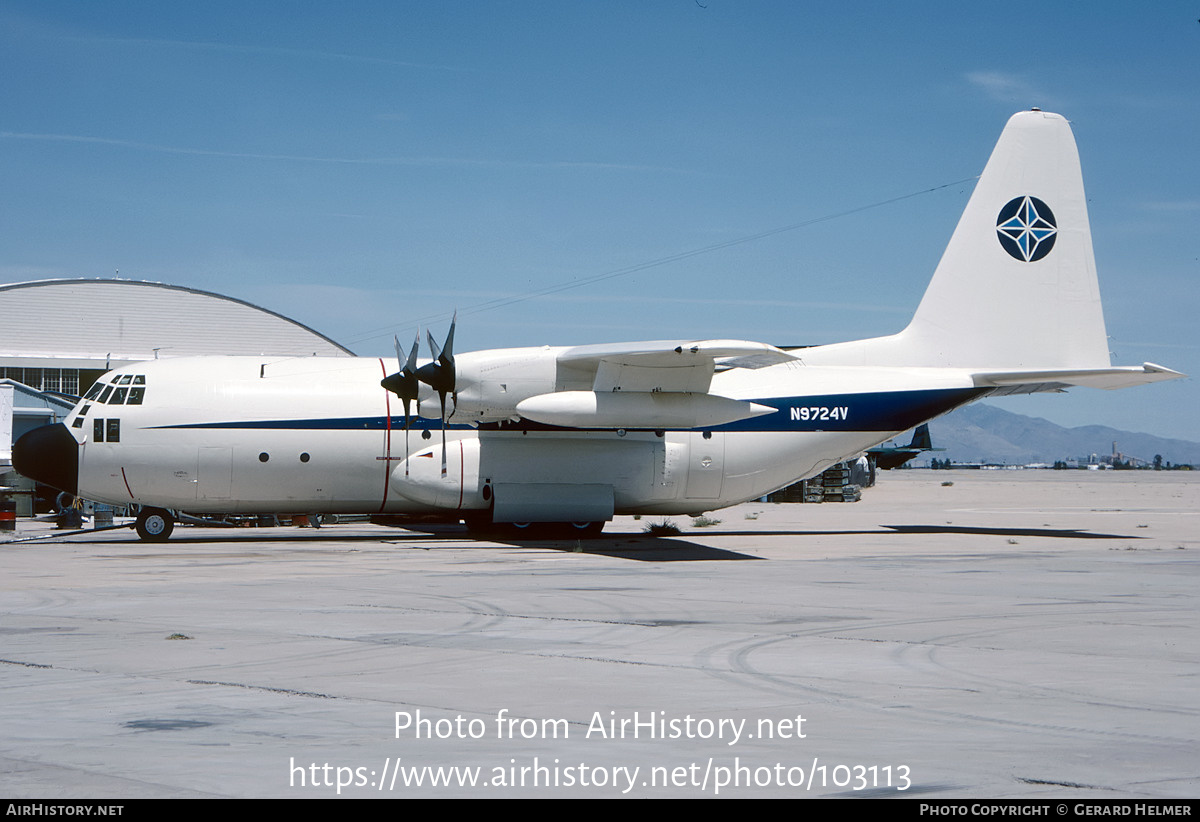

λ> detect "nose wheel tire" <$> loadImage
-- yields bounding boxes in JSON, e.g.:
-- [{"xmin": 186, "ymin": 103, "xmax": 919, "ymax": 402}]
[{"xmin": 135, "ymin": 508, "xmax": 174, "ymax": 542}]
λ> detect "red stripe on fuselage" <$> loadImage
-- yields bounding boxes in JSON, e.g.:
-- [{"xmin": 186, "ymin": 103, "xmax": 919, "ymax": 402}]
[{"xmin": 378, "ymin": 358, "xmax": 391, "ymax": 513}]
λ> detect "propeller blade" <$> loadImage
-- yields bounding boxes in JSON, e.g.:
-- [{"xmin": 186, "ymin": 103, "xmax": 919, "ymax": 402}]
[
  {"xmin": 381, "ymin": 333, "xmax": 423, "ymax": 427},
  {"xmin": 414, "ymin": 315, "xmax": 457, "ymax": 477},
  {"xmin": 406, "ymin": 333, "xmax": 419, "ymax": 372},
  {"xmin": 416, "ymin": 315, "xmax": 457, "ymax": 399},
  {"xmin": 441, "ymin": 312, "xmax": 456, "ymax": 362}
]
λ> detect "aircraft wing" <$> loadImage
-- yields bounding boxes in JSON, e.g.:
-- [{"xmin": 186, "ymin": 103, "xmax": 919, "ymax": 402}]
[
  {"xmin": 511, "ymin": 340, "xmax": 793, "ymax": 429},
  {"xmin": 557, "ymin": 339, "xmax": 797, "ymax": 393},
  {"xmin": 971, "ymin": 363, "xmax": 1185, "ymax": 393}
]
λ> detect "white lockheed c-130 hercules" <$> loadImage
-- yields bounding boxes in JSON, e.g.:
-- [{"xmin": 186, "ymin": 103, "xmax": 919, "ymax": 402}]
[{"xmin": 13, "ymin": 110, "xmax": 1184, "ymax": 541}]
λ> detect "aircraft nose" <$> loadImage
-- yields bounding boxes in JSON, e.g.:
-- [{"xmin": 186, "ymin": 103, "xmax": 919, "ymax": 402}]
[{"xmin": 12, "ymin": 423, "xmax": 79, "ymax": 496}]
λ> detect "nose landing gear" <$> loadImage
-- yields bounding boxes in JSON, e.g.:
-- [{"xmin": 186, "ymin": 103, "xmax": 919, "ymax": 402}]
[{"xmin": 135, "ymin": 508, "xmax": 175, "ymax": 542}]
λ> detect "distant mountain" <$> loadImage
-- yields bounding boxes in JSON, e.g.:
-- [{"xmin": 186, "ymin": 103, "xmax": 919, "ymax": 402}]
[{"xmin": 896, "ymin": 403, "xmax": 1200, "ymax": 466}]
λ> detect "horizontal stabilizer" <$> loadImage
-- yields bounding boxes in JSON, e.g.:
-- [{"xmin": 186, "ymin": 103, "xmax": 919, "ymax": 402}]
[{"xmin": 972, "ymin": 362, "xmax": 1185, "ymax": 391}]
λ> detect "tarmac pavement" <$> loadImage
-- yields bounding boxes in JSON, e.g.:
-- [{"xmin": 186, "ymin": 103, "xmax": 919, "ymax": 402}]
[{"xmin": 1, "ymin": 471, "xmax": 1196, "ymax": 798}]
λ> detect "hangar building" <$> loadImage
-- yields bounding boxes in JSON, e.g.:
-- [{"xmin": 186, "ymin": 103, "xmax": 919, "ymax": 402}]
[
  {"xmin": 1, "ymin": 279, "xmax": 352, "ymax": 395},
  {"xmin": 1, "ymin": 279, "xmax": 355, "ymax": 512}
]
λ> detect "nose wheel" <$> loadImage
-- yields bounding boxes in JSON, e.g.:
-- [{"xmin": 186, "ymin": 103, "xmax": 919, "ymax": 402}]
[{"xmin": 135, "ymin": 508, "xmax": 175, "ymax": 542}]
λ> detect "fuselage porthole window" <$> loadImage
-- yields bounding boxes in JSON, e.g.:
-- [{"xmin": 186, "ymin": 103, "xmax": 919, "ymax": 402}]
[
  {"xmin": 300, "ymin": 453, "xmax": 310, "ymax": 463},
  {"xmin": 259, "ymin": 452, "xmax": 270, "ymax": 463}
]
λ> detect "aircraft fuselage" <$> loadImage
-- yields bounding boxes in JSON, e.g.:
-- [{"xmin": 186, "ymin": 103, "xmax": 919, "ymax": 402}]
[{"xmin": 58, "ymin": 354, "xmax": 982, "ymax": 518}]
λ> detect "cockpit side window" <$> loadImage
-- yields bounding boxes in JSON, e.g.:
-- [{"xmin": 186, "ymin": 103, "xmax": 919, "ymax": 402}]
[{"xmin": 98, "ymin": 385, "xmax": 113, "ymax": 403}]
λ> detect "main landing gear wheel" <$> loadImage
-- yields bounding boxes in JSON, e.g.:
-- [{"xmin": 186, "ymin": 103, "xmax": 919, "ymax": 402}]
[
  {"xmin": 462, "ymin": 520, "xmax": 606, "ymax": 539},
  {"xmin": 135, "ymin": 508, "xmax": 174, "ymax": 542},
  {"xmin": 511, "ymin": 522, "xmax": 606, "ymax": 539},
  {"xmin": 563, "ymin": 521, "xmax": 604, "ymax": 538}
]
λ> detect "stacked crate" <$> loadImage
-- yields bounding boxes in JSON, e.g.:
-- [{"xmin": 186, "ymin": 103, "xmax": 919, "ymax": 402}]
[
  {"xmin": 764, "ymin": 462, "xmax": 862, "ymax": 503},
  {"xmin": 817, "ymin": 463, "xmax": 861, "ymax": 502}
]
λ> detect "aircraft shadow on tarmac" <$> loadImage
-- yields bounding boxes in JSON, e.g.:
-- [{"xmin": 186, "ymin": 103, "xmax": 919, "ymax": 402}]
[
  {"xmin": 39, "ymin": 523, "xmax": 760, "ymax": 562},
  {"xmin": 390, "ymin": 525, "xmax": 763, "ymax": 561},
  {"xmin": 878, "ymin": 524, "xmax": 1139, "ymax": 540},
  {"xmin": 26, "ymin": 521, "xmax": 1137, "ymax": 562},
  {"xmin": 685, "ymin": 525, "xmax": 1140, "ymax": 540}
]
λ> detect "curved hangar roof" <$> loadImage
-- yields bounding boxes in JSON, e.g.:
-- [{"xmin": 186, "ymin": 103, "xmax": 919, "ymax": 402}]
[{"xmin": 1, "ymin": 279, "xmax": 354, "ymax": 367}]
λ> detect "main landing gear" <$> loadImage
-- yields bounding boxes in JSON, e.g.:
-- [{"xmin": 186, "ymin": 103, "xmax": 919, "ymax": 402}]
[{"xmin": 462, "ymin": 517, "xmax": 605, "ymax": 539}]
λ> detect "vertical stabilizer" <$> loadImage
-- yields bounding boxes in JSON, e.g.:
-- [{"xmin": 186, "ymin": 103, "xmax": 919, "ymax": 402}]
[{"xmin": 805, "ymin": 111, "xmax": 1112, "ymax": 370}]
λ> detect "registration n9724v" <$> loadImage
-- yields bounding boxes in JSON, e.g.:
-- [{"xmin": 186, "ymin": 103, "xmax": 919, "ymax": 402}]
[{"xmin": 789, "ymin": 406, "xmax": 849, "ymax": 422}]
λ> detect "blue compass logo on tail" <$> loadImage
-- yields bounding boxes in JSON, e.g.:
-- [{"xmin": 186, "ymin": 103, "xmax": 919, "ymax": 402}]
[{"xmin": 996, "ymin": 196, "xmax": 1057, "ymax": 262}]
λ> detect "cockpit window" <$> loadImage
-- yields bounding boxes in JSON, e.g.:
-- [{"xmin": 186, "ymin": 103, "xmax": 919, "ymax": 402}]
[{"xmin": 87, "ymin": 376, "xmax": 148, "ymax": 404}]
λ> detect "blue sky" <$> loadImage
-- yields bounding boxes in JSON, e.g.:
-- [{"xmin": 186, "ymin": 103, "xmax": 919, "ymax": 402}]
[{"xmin": 2, "ymin": 2, "xmax": 1197, "ymax": 442}]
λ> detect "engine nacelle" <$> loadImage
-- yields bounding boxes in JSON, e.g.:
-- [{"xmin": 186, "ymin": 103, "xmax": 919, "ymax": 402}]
[{"xmin": 430, "ymin": 347, "xmax": 563, "ymax": 424}]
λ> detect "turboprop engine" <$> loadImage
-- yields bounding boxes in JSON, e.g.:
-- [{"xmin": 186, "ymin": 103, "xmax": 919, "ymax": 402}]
[{"xmin": 442, "ymin": 347, "xmax": 562, "ymax": 423}]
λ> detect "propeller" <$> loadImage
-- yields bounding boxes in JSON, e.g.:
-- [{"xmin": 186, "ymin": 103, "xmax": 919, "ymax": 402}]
[
  {"xmin": 379, "ymin": 315, "xmax": 457, "ymax": 477},
  {"xmin": 416, "ymin": 314, "xmax": 457, "ymax": 476},
  {"xmin": 380, "ymin": 333, "xmax": 421, "ymax": 474}
]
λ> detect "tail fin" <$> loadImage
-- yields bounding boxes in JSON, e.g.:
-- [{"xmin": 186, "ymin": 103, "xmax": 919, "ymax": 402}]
[
  {"xmin": 908, "ymin": 423, "xmax": 932, "ymax": 450},
  {"xmin": 806, "ymin": 110, "xmax": 1112, "ymax": 370}
]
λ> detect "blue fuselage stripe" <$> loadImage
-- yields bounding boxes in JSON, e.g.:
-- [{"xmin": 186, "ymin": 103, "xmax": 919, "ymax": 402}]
[{"xmin": 148, "ymin": 388, "xmax": 986, "ymax": 434}]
